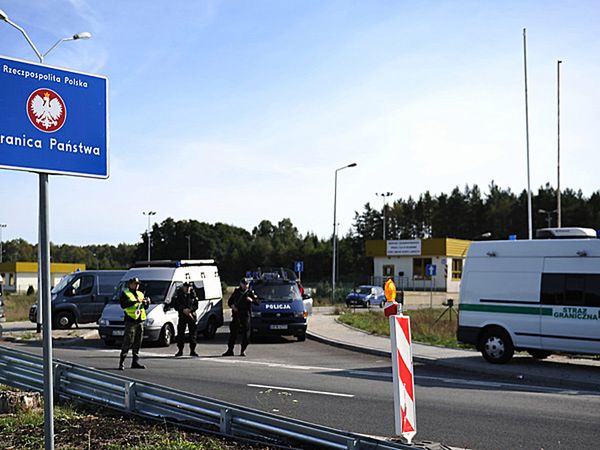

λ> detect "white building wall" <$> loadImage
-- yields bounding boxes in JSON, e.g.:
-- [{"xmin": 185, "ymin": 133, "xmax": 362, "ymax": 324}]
[
  {"xmin": 16, "ymin": 273, "xmax": 38, "ymax": 294},
  {"xmin": 373, "ymin": 255, "xmax": 462, "ymax": 292}
]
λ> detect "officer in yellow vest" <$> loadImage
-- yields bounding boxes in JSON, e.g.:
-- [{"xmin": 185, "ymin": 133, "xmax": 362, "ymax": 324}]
[{"xmin": 118, "ymin": 277, "xmax": 150, "ymax": 370}]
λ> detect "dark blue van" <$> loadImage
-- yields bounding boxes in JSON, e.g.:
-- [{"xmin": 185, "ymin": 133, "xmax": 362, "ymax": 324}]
[{"xmin": 248, "ymin": 269, "xmax": 308, "ymax": 342}]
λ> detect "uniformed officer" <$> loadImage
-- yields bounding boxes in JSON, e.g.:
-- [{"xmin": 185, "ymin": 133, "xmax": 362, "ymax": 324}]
[
  {"xmin": 222, "ymin": 278, "xmax": 259, "ymax": 357},
  {"xmin": 172, "ymin": 282, "xmax": 199, "ymax": 357},
  {"xmin": 119, "ymin": 277, "xmax": 150, "ymax": 370}
]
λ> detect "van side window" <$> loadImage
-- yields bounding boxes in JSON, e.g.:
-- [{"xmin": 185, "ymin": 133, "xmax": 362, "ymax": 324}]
[
  {"xmin": 564, "ymin": 275, "xmax": 585, "ymax": 306},
  {"xmin": 194, "ymin": 285, "xmax": 206, "ymax": 300},
  {"xmin": 541, "ymin": 273, "xmax": 600, "ymax": 307},
  {"xmin": 585, "ymin": 275, "xmax": 600, "ymax": 307},
  {"xmin": 72, "ymin": 276, "xmax": 94, "ymax": 296}
]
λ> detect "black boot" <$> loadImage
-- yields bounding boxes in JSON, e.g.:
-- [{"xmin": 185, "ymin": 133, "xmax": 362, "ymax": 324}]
[
  {"xmin": 175, "ymin": 349, "xmax": 183, "ymax": 357},
  {"xmin": 222, "ymin": 348, "xmax": 234, "ymax": 357},
  {"xmin": 131, "ymin": 358, "xmax": 145, "ymax": 369},
  {"xmin": 118, "ymin": 355, "xmax": 126, "ymax": 371},
  {"xmin": 190, "ymin": 345, "xmax": 199, "ymax": 357}
]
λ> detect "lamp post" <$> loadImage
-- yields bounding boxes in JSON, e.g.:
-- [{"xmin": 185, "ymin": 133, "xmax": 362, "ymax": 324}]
[
  {"xmin": 143, "ymin": 211, "xmax": 157, "ymax": 261},
  {"xmin": 538, "ymin": 209, "xmax": 557, "ymax": 228},
  {"xmin": 376, "ymin": 192, "xmax": 393, "ymax": 240},
  {"xmin": 332, "ymin": 162, "xmax": 357, "ymax": 303},
  {"xmin": 185, "ymin": 235, "xmax": 191, "ymax": 260},
  {"xmin": 0, "ymin": 224, "xmax": 6, "ymax": 263},
  {"xmin": 0, "ymin": 9, "xmax": 91, "ymax": 450}
]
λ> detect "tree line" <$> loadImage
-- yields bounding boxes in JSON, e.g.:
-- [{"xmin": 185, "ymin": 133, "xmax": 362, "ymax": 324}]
[{"xmin": 2, "ymin": 183, "xmax": 599, "ymax": 284}]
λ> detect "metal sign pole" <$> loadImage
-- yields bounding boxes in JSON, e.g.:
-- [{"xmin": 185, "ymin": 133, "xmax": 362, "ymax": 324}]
[{"xmin": 39, "ymin": 173, "xmax": 54, "ymax": 450}]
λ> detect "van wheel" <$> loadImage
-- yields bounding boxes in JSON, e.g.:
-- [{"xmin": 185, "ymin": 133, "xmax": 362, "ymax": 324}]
[
  {"xmin": 158, "ymin": 324, "xmax": 174, "ymax": 347},
  {"xmin": 528, "ymin": 350, "xmax": 551, "ymax": 360},
  {"xmin": 54, "ymin": 311, "xmax": 75, "ymax": 329},
  {"xmin": 479, "ymin": 328, "xmax": 514, "ymax": 364},
  {"xmin": 297, "ymin": 332, "xmax": 306, "ymax": 342},
  {"xmin": 103, "ymin": 339, "xmax": 116, "ymax": 347},
  {"xmin": 203, "ymin": 316, "xmax": 218, "ymax": 339}
]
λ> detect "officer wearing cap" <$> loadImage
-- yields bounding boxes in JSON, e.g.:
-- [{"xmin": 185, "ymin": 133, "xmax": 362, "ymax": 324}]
[
  {"xmin": 118, "ymin": 277, "xmax": 150, "ymax": 370},
  {"xmin": 172, "ymin": 281, "xmax": 199, "ymax": 357}
]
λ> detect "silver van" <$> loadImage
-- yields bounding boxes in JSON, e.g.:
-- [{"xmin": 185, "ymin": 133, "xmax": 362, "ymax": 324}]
[
  {"xmin": 29, "ymin": 270, "xmax": 126, "ymax": 329},
  {"xmin": 98, "ymin": 260, "xmax": 224, "ymax": 347}
]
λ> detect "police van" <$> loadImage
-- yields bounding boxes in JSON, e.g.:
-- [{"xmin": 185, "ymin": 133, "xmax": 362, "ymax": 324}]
[
  {"xmin": 247, "ymin": 268, "xmax": 308, "ymax": 341},
  {"xmin": 98, "ymin": 260, "xmax": 223, "ymax": 346},
  {"xmin": 458, "ymin": 229, "xmax": 600, "ymax": 363}
]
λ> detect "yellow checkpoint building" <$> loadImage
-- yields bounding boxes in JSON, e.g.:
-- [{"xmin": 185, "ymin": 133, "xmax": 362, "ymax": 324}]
[
  {"xmin": 366, "ymin": 238, "xmax": 471, "ymax": 293},
  {"xmin": 0, "ymin": 261, "xmax": 86, "ymax": 294}
]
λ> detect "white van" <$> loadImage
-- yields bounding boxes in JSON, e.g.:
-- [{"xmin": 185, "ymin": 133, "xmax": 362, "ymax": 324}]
[
  {"xmin": 458, "ymin": 238, "xmax": 600, "ymax": 363},
  {"xmin": 98, "ymin": 260, "xmax": 223, "ymax": 346}
]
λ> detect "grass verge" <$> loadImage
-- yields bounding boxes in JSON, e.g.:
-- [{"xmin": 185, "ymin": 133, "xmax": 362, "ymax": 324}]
[
  {"xmin": 0, "ymin": 388, "xmax": 275, "ymax": 449},
  {"xmin": 4, "ymin": 294, "xmax": 37, "ymax": 322},
  {"xmin": 337, "ymin": 308, "xmax": 473, "ymax": 349}
]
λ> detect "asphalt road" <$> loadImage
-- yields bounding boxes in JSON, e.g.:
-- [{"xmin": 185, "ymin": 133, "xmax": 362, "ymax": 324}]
[{"xmin": 3, "ymin": 328, "xmax": 599, "ymax": 450}]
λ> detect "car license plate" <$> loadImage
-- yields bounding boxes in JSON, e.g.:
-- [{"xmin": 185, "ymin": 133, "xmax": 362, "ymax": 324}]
[
  {"xmin": 270, "ymin": 324, "xmax": 288, "ymax": 330},
  {"xmin": 112, "ymin": 330, "xmax": 124, "ymax": 336}
]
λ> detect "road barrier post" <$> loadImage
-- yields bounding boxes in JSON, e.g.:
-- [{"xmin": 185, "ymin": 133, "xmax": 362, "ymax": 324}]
[{"xmin": 389, "ymin": 311, "xmax": 417, "ymax": 444}]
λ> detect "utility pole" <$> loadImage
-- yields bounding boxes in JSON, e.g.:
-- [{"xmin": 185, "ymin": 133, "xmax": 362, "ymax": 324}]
[
  {"xmin": 143, "ymin": 211, "xmax": 156, "ymax": 261},
  {"xmin": 376, "ymin": 192, "xmax": 393, "ymax": 240}
]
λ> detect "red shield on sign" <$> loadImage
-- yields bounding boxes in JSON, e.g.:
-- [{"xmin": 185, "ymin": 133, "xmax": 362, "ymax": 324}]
[{"xmin": 27, "ymin": 88, "xmax": 67, "ymax": 133}]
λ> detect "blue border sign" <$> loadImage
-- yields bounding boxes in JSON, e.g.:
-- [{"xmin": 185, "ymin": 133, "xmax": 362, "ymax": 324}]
[{"xmin": 0, "ymin": 55, "xmax": 109, "ymax": 178}]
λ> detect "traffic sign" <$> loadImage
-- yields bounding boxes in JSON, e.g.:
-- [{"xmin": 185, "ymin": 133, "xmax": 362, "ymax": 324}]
[
  {"xmin": 294, "ymin": 261, "xmax": 304, "ymax": 273},
  {"xmin": 0, "ymin": 55, "xmax": 109, "ymax": 178},
  {"xmin": 425, "ymin": 264, "xmax": 436, "ymax": 277}
]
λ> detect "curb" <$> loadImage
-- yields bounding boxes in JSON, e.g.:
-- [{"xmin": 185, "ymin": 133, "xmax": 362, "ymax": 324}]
[
  {"xmin": 307, "ymin": 327, "xmax": 600, "ymax": 392},
  {"xmin": 0, "ymin": 329, "xmax": 97, "ymax": 346}
]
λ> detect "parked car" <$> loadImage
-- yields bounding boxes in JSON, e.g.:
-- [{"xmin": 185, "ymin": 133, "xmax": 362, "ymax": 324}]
[
  {"xmin": 345, "ymin": 285, "xmax": 386, "ymax": 308},
  {"xmin": 28, "ymin": 270, "xmax": 126, "ymax": 329},
  {"xmin": 98, "ymin": 260, "xmax": 223, "ymax": 347}
]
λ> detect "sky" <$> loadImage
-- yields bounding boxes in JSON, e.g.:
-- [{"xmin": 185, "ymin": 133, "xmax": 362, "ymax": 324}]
[{"xmin": 0, "ymin": 0, "xmax": 599, "ymax": 245}]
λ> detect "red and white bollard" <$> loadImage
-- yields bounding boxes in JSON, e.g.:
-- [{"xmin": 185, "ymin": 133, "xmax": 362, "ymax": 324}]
[{"xmin": 387, "ymin": 303, "xmax": 416, "ymax": 444}]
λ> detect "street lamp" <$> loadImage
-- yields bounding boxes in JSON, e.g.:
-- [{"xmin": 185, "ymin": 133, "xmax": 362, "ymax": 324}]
[
  {"xmin": 0, "ymin": 224, "xmax": 6, "ymax": 263},
  {"xmin": 0, "ymin": 9, "xmax": 91, "ymax": 450},
  {"xmin": 376, "ymin": 192, "xmax": 393, "ymax": 240},
  {"xmin": 185, "ymin": 235, "xmax": 191, "ymax": 260},
  {"xmin": 332, "ymin": 162, "xmax": 357, "ymax": 303},
  {"xmin": 143, "ymin": 211, "xmax": 157, "ymax": 261},
  {"xmin": 538, "ymin": 209, "xmax": 557, "ymax": 228}
]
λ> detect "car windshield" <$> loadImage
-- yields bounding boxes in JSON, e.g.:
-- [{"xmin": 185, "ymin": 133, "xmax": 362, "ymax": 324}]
[
  {"xmin": 356, "ymin": 287, "xmax": 372, "ymax": 295},
  {"xmin": 52, "ymin": 273, "xmax": 77, "ymax": 294},
  {"xmin": 253, "ymin": 283, "xmax": 300, "ymax": 302},
  {"xmin": 111, "ymin": 280, "xmax": 172, "ymax": 304}
]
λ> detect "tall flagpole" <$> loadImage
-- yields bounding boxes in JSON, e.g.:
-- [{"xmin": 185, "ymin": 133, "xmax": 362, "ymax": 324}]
[
  {"xmin": 523, "ymin": 28, "xmax": 533, "ymax": 240},
  {"xmin": 557, "ymin": 60, "xmax": 562, "ymax": 227}
]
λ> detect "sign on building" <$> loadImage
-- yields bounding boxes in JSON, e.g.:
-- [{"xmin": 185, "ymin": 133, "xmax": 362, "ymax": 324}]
[
  {"xmin": 0, "ymin": 55, "xmax": 109, "ymax": 178},
  {"xmin": 387, "ymin": 240, "xmax": 421, "ymax": 256}
]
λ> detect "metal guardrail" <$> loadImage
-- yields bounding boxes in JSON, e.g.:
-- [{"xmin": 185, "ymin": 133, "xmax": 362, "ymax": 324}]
[{"xmin": 0, "ymin": 345, "xmax": 421, "ymax": 450}]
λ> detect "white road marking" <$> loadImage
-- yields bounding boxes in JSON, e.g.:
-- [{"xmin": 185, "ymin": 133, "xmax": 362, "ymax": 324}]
[{"xmin": 247, "ymin": 383, "xmax": 354, "ymax": 398}]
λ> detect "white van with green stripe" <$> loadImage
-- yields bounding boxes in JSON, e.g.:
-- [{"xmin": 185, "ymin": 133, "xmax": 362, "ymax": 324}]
[{"xmin": 457, "ymin": 237, "xmax": 600, "ymax": 363}]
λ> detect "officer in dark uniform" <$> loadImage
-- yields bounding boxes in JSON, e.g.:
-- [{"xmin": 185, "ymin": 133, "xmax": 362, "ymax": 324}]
[
  {"xmin": 172, "ymin": 282, "xmax": 199, "ymax": 357},
  {"xmin": 222, "ymin": 278, "xmax": 259, "ymax": 357},
  {"xmin": 119, "ymin": 277, "xmax": 150, "ymax": 370}
]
